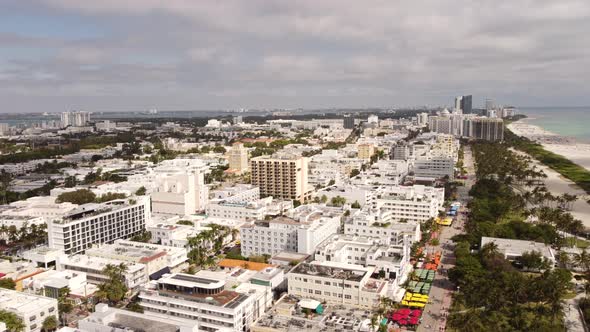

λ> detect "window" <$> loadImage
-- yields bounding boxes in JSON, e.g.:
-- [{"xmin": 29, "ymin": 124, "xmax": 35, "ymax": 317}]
[
  {"xmin": 315, "ymin": 290, "xmax": 321, "ymax": 294},
  {"xmin": 345, "ymin": 295, "xmax": 352, "ymax": 299}
]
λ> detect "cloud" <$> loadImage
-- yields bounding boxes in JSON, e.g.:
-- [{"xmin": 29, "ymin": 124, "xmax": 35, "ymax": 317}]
[{"xmin": 0, "ymin": 0, "xmax": 589, "ymax": 112}]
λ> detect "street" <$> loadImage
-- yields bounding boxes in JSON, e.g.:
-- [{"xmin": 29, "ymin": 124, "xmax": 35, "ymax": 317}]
[{"xmin": 418, "ymin": 146, "xmax": 475, "ymax": 332}]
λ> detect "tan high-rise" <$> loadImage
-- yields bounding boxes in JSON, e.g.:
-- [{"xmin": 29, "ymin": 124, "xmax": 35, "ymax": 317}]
[
  {"xmin": 227, "ymin": 143, "xmax": 249, "ymax": 173},
  {"xmin": 250, "ymin": 154, "xmax": 309, "ymax": 203}
]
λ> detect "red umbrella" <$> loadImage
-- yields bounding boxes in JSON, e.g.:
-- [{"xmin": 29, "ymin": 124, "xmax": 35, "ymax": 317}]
[
  {"xmin": 409, "ymin": 317, "xmax": 420, "ymax": 325},
  {"xmin": 399, "ymin": 308, "xmax": 411, "ymax": 315},
  {"xmin": 411, "ymin": 309, "xmax": 422, "ymax": 316},
  {"xmin": 398, "ymin": 320, "xmax": 408, "ymax": 325},
  {"xmin": 391, "ymin": 314, "xmax": 404, "ymax": 321}
]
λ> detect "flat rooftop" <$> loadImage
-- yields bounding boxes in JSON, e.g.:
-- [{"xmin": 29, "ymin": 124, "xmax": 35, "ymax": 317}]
[
  {"xmin": 291, "ymin": 261, "xmax": 369, "ymax": 282},
  {"xmin": 0, "ymin": 288, "xmax": 56, "ymax": 313},
  {"xmin": 481, "ymin": 237, "xmax": 555, "ymax": 260}
]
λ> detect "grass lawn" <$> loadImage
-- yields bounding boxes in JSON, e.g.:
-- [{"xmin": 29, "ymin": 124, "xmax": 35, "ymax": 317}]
[{"xmin": 576, "ymin": 239, "xmax": 590, "ymax": 249}]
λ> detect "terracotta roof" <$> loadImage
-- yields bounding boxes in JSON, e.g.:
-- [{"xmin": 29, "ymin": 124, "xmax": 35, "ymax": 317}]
[{"xmin": 219, "ymin": 259, "xmax": 275, "ymax": 271}]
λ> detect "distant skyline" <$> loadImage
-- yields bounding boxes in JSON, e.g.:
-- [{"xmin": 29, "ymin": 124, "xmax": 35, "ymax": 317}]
[{"xmin": 1, "ymin": 1, "xmax": 590, "ymax": 113}]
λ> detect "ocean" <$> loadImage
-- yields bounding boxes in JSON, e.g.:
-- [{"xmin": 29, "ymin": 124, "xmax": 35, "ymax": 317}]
[{"xmin": 519, "ymin": 107, "xmax": 590, "ymax": 143}]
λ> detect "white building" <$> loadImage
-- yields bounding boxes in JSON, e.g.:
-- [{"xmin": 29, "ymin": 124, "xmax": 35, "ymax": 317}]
[
  {"xmin": 413, "ymin": 156, "xmax": 454, "ymax": 180},
  {"xmin": 376, "ymin": 185, "xmax": 444, "ymax": 223},
  {"xmin": 151, "ymin": 159, "xmax": 208, "ymax": 215},
  {"xmin": 139, "ymin": 273, "xmax": 264, "ymax": 331},
  {"xmin": 207, "ymin": 196, "xmax": 292, "ymax": 222},
  {"xmin": 47, "ymin": 196, "xmax": 151, "ymax": 255},
  {"xmin": 85, "ymin": 239, "xmax": 188, "ymax": 277},
  {"xmin": 79, "ymin": 303, "xmax": 199, "ymax": 332},
  {"xmin": 481, "ymin": 237, "xmax": 556, "ymax": 265},
  {"xmin": 56, "ymin": 254, "xmax": 148, "ymax": 289},
  {"xmin": 21, "ymin": 270, "xmax": 97, "ymax": 299},
  {"xmin": 344, "ymin": 210, "xmax": 421, "ymax": 245},
  {"xmin": 0, "ymin": 288, "xmax": 58, "ymax": 332},
  {"xmin": 240, "ymin": 208, "xmax": 341, "ymax": 257},
  {"xmin": 61, "ymin": 111, "xmax": 90, "ymax": 127},
  {"xmin": 314, "ymin": 234, "xmax": 411, "ymax": 285},
  {"xmin": 287, "ymin": 261, "xmax": 389, "ymax": 308}
]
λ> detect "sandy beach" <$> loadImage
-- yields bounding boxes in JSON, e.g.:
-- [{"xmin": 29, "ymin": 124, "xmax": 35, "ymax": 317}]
[
  {"xmin": 508, "ymin": 120, "xmax": 590, "ymax": 172},
  {"xmin": 508, "ymin": 120, "xmax": 590, "ymax": 226}
]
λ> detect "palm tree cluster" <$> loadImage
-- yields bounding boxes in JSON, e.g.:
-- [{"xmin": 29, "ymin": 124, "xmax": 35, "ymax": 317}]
[
  {"xmin": 187, "ymin": 224, "xmax": 238, "ymax": 268},
  {"xmin": 95, "ymin": 263, "xmax": 129, "ymax": 305},
  {"xmin": 448, "ymin": 242, "xmax": 573, "ymax": 331},
  {"xmin": 0, "ymin": 222, "xmax": 47, "ymax": 249}
]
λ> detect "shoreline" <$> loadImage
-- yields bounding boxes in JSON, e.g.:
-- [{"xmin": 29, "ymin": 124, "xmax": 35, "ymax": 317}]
[{"xmin": 507, "ymin": 120, "xmax": 590, "ymax": 172}]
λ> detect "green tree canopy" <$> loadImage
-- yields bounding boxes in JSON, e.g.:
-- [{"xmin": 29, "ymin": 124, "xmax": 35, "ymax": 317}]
[{"xmin": 56, "ymin": 189, "xmax": 96, "ymax": 205}]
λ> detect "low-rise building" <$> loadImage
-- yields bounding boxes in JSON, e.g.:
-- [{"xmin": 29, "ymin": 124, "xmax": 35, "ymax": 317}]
[
  {"xmin": 79, "ymin": 303, "xmax": 199, "ymax": 332},
  {"xmin": 0, "ymin": 288, "xmax": 58, "ymax": 332},
  {"xmin": 376, "ymin": 185, "xmax": 444, "ymax": 223},
  {"xmin": 240, "ymin": 206, "xmax": 341, "ymax": 257},
  {"xmin": 56, "ymin": 254, "xmax": 148, "ymax": 289},
  {"xmin": 344, "ymin": 210, "xmax": 421, "ymax": 245},
  {"xmin": 314, "ymin": 234, "xmax": 411, "ymax": 284},
  {"xmin": 480, "ymin": 237, "xmax": 556, "ymax": 265},
  {"xmin": 139, "ymin": 273, "xmax": 265, "ymax": 331},
  {"xmin": 287, "ymin": 261, "xmax": 388, "ymax": 308},
  {"xmin": 85, "ymin": 239, "xmax": 188, "ymax": 278}
]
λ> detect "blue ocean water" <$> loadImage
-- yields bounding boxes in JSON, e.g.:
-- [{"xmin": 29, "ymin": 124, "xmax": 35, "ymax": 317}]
[{"xmin": 519, "ymin": 107, "xmax": 590, "ymax": 143}]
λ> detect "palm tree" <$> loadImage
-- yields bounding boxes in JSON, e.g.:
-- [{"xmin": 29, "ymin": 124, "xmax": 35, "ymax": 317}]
[
  {"xmin": 480, "ymin": 242, "xmax": 500, "ymax": 261},
  {"xmin": 41, "ymin": 315, "xmax": 58, "ymax": 331},
  {"xmin": 0, "ymin": 309, "xmax": 25, "ymax": 332},
  {"xmin": 574, "ymin": 249, "xmax": 590, "ymax": 273},
  {"xmin": 556, "ymin": 251, "xmax": 571, "ymax": 269}
]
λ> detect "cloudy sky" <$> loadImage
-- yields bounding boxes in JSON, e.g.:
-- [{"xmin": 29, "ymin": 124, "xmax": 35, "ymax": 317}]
[{"xmin": 1, "ymin": 0, "xmax": 589, "ymax": 113}]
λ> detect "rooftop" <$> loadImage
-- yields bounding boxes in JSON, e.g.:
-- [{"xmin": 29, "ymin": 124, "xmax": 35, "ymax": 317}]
[
  {"xmin": 0, "ymin": 288, "xmax": 56, "ymax": 313},
  {"xmin": 291, "ymin": 261, "xmax": 369, "ymax": 282},
  {"xmin": 219, "ymin": 259, "xmax": 276, "ymax": 272}
]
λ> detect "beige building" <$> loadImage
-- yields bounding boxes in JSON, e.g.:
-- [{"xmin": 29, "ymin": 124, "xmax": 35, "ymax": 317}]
[
  {"xmin": 227, "ymin": 142, "xmax": 249, "ymax": 173},
  {"xmin": 357, "ymin": 143, "xmax": 375, "ymax": 160},
  {"xmin": 250, "ymin": 154, "xmax": 309, "ymax": 203}
]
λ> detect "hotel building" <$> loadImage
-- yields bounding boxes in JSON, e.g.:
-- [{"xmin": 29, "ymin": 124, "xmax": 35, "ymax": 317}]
[
  {"xmin": 250, "ymin": 154, "xmax": 309, "ymax": 203},
  {"xmin": 47, "ymin": 196, "xmax": 150, "ymax": 255}
]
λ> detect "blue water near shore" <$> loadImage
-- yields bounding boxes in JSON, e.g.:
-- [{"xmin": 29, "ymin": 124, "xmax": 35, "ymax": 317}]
[{"xmin": 519, "ymin": 107, "xmax": 590, "ymax": 143}]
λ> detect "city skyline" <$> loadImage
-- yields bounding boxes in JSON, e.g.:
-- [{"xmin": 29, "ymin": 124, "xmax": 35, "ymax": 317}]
[{"xmin": 1, "ymin": 1, "xmax": 590, "ymax": 113}]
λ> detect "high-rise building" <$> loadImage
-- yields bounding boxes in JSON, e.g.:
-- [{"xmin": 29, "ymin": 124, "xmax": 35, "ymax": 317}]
[
  {"xmin": 417, "ymin": 112, "xmax": 429, "ymax": 126},
  {"xmin": 485, "ymin": 98, "xmax": 495, "ymax": 111},
  {"xmin": 232, "ymin": 115, "xmax": 243, "ymax": 125},
  {"xmin": 250, "ymin": 154, "xmax": 309, "ymax": 203},
  {"xmin": 60, "ymin": 111, "xmax": 90, "ymax": 128},
  {"xmin": 343, "ymin": 115, "xmax": 355, "ymax": 129},
  {"xmin": 460, "ymin": 95, "xmax": 473, "ymax": 114},
  {"xmin": 470, "ymin": 117, "xmax": 504, "ymax": 141},
  {"xmin": 227, "ymin": 142, "xmax": 249, "ymax": 174},
  {"xmin": 0, "ymin": 123, "xmax": 9, "ymax": 135},
  {"xmin": 454, "ymin": 96, "xmax": 463, "ymax": 114}
]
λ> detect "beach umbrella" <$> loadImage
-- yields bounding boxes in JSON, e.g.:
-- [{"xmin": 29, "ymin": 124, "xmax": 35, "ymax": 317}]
[{"xmin": 409, "ymin": 317, "xmax": 420, "ymax": 325}]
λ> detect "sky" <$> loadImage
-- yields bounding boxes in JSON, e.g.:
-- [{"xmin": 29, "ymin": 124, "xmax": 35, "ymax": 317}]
[{"xmin": 1, "ymin": 0, "xmax": 590, "ymax": 113}]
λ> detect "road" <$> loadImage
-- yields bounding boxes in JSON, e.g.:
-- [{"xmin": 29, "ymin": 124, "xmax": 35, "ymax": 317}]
[{"xmin": 418, "ymin": 146, "xmax": 475, "ymax": 332}]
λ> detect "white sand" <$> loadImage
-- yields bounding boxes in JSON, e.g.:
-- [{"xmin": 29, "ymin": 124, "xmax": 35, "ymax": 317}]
[
  {"xmin": 509, "ymin": 120, "xmax": 590, "ymax": 226},
  {"xmin": 508, "ymin": 121, "xmax": 590, "ymax": 172}
]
